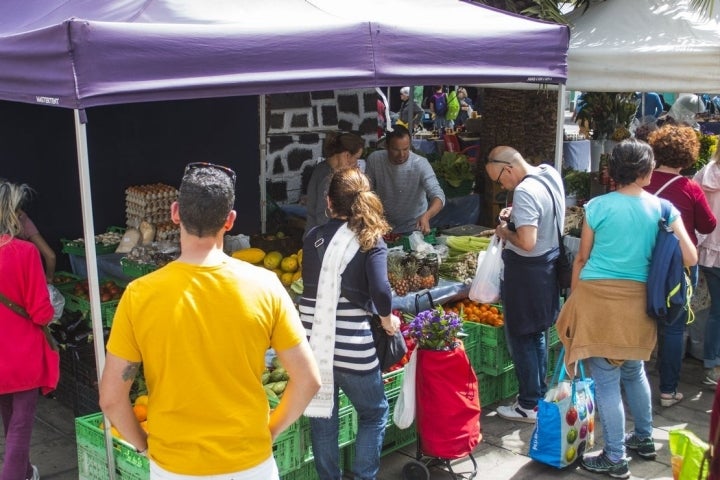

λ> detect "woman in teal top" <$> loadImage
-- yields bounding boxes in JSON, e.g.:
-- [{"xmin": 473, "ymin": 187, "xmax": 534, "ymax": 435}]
[{"xmin": 557, "ymin": 139, "xmax": 697, "ymax": 478}]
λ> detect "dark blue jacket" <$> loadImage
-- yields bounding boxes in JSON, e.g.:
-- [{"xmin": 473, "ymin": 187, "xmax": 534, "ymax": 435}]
[{"xmin": 302, "ymin": 219, "xmax": 392, "ymax": 316}]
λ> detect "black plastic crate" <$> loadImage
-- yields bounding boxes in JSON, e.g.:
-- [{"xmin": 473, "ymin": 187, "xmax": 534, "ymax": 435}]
[{"xmin": 55, "ymin": 343, "xmax": 100, "ymax": 417}]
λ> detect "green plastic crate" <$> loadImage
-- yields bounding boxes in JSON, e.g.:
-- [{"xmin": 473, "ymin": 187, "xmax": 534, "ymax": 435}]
[
  {"xmin": 546, "ymin": 344, "xmax": 564, "ymax": 380},
  {"xmin": 547, "ymin": 324, "xmax": 560, "ymax": 347},
  {"xmin": 61, "ymin": 226, "xmax": 125, "ymax": 256},
  {"xmin": 273, "ymin": 423, "xmax": 303, "ymax": 476},
  {"xmin": 478, "ymin": 373, "xmax": 499, "ymax": 407},
  {"xmin": 382, "ymin": 423, "xmax": 417, "ymax": 456},
  {"xmin": 299, "ymin": 407, "xmax": 357, "ymax": 463},
  {"xmin": 75, "ymin": 412, "xmax": 149, "ymax": 480},
  {"xmin": 477, "ymin": 323, "xmax": 505, "ymax": 347},
  {"xmin": 120, "ymin": 257, "xmax": 159, "ymax": 278},
  {"xmin": 382, "ymin": 368, "xmax": 404, "ymax": 398},
  {"xmin": 499, "ymin": 368, "xmax": 519, "ymax": 402},
  {"xmin": 61, "ymin": 278, "xmax": 126, "ymax": 327},
  {"xmin": 478, "ymin": 341, "xmax": 514, "ymax": 376},
  {"xmin": 52, "ymin": 271, "xmax": 82, "ymax": 294},
  {"xmin": 282, "ymin": 448, "xmax": 346, "ymax": 480}
]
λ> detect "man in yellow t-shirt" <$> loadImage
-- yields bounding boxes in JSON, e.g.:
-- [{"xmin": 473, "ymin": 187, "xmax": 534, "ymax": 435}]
[{"xmin": 99, "ymin": 163, "xmax": 321, "ymax": 479}]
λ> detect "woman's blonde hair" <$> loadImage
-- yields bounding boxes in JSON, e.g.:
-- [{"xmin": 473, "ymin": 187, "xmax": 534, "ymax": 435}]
[
  {"xmin": 327, "ymin": 168, "xmax": 390, "ymax": 251},
  {"xmin": 0, "ymin": 181, "xmax": 30, "ymax": 244}
]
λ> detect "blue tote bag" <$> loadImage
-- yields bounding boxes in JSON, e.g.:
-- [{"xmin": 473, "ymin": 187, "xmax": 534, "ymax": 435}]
[{"xmin": 529, "ymin": 348, "xmax": 595, "ymax": 468}]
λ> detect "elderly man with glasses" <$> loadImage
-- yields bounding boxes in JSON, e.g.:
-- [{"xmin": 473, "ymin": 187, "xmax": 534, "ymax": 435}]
[
  {"xmin": 484, "ymin": 146, "xmax": 565, "ymax": 424},
  {"xmin": 100, "ymin": 162, "xmax": 321, "ymax": 480}
]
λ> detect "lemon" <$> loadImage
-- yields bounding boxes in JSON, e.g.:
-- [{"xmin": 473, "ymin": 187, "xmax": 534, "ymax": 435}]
[
  {"xmin": 263, "ymin": 251, "xmax": 283, "ymax": 270},
  {"xmin": 280, "ymin": 272, "xmax": 294, "ymax": 287},
  {"xmin": 134, "ymin": 394, "xmax": 149, "ymax": 406},
  {"xmin": 280, "ymin": 256, "xmax": 298, "ymax": 273},
  {"xmin": 272, "ymin": 268, "xmax": 283, "ymax": 279},
  {"xmin": 292, "ymin": 271, "xmax": 302, "ymax": 282}
]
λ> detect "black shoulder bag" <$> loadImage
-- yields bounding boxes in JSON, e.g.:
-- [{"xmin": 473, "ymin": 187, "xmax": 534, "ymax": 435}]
[
  {"xmin": 314, "ymin": 228, "xmax": 407, "ymax": 371},
  {"xmin": 525, "ymin": 175, "xmax": 573, "ymax": 290}
]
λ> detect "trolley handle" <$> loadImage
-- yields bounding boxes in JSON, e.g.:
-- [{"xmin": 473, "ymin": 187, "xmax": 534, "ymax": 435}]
[{"xmin": 414, "ymin": 289, "xmax": 435, "ymax": 314}]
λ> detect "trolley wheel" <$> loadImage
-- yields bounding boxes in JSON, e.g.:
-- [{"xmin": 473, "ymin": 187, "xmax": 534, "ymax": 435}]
[{"xmin": 402, "ymin": 460, "xmax": 430, "ymax": 480}]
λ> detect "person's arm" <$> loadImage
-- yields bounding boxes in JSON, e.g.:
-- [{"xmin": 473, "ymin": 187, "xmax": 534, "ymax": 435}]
[
  {"xmin": 99, "ymin": 354, "xmax": 148, "ymax": 453},
  {"xmin": 27, "ymin": 233, "xmax": 56, "ymax": 282},
  {"xmin": 416, "ymin": 196, "xmax": 444, "ymax": 234},
  {"xmin": 495, "ymin": 223, "xmax": 538, "ymax": 252},
  {"xmin": 269, "ymin": 341, "xmax": 321, "ymax": 441},
  {"xmin": 572, "ymin": 221, "xmax": 595, "ymax": 290},
  {"xmin": 693, "ymin": 184, "xmax": 718, "ymax": 235}
]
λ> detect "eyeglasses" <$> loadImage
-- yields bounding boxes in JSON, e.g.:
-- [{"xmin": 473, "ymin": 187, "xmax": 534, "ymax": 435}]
[
  {"xmin": 184, "ymin": 162, "xmax": 236, "ymax": 184},
  {"xmin": 488, "ymin": 159, "xmax": 511, "ymax": 186}
]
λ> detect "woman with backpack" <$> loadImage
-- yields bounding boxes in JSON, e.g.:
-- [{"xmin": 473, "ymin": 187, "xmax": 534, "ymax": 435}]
[
  {"xmin": 556, "ymin": 139, "xmax": 697, "ymax": 478},
  {"xmin": 645, "ymin": 124, "xmax": 716, "ymax": 407}
]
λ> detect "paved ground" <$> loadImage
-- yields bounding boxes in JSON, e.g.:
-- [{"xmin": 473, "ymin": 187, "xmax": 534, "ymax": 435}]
[{"xmin": 1, "ymin": 350, "xmax": 714, "ymax": 480}]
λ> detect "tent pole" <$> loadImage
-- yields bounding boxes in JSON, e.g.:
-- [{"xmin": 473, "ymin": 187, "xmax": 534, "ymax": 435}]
[
  {"xmin": 555, "ymin": 84, "xmax": 566, "ymax": 172},
  {"xmin": 259, "ymin": 94, "xmax": 267, "ymax": 234},
  {"xmin": 73, "ymin": 109, "xmax": 118, "ymax": 480}
]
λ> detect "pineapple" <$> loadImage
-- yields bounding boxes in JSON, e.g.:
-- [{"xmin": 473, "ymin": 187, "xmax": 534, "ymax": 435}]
[
  {"xmin": 418, "ymin": 265, "xmax": 436, "ymax": 289},
  {"xmin": 387, "ymin": 256, "xmax": 409, "ymax": 297}
]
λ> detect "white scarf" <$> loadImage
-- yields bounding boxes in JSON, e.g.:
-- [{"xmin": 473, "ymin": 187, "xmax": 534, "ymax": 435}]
[{"xmin": 304, "ymin": 223, "xmax": 360, "ymax": 418}]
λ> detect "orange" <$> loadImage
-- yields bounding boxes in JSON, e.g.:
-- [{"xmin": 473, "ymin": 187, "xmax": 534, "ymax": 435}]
[{"xmin": 133, "ymin": 404, "xmax": 148, "ymax": 422}]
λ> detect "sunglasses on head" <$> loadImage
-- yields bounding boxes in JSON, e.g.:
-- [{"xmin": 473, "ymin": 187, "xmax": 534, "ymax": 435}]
[{"xmin": 184, "ymin": 162, "xmax": 236, "ymax": 184}]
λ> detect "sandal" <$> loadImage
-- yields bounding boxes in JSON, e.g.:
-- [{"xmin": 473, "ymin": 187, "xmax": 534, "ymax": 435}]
[{"xmin": 660, "ymin": 391, "xmax": 684, "ymax": 407}]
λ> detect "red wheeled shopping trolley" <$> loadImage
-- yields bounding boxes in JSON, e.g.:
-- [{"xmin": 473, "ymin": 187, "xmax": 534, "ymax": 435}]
[{"xmin": 401, "ymin": 342, "xmax": 482, "ymax": 479}]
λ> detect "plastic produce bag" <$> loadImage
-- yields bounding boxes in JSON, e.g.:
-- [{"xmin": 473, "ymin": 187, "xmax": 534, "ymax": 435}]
[
  {"xmin": 47, "ymin": 284, "xmax": 65, "ymax": 321},
  {"xmin": 408, "ymin": 231, "xmax": 434, "ymax": 253},
  {"xmin": 469, "ymin": 235, "xmax": 503, "ymax": 303},
  {"xmin": 393, "ymin": 348, "xmax": 417, "ymax": 429}
]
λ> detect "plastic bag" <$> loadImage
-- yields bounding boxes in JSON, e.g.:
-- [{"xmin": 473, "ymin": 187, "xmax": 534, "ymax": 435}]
[
  {"xmin": 408, "ymin": 231, "xmax": 434, "ymax": 253},
  {"xmin": 469, "ymin": 235, "xmax": 503, "ymax": 303},
  {"xmin": 47, "ymin": 284, "xmax": 65, "ymax": 321},
  {"xmin": 393, "ymin": 348, "xmax": 417, "ymax": 429}
]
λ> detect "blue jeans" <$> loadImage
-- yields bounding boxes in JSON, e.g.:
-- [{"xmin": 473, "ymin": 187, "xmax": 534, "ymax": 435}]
[
  {"xmin": 702, "ymin": 266, "xmax": 720, "ymax": 369},
  {"xmin": 0, "ymin": 388, "xmax": 38, "ymax": 480},
  {"xmin": 587, "ymin": 358, "xmax": 653, "ymax": 462},
  {"xmin": 504, "ymin": 328, "xmax": 547, "ymax": 409},
  {"xmin": 309, "ymin": 369, "xmax": 388, "ymax": 480}
]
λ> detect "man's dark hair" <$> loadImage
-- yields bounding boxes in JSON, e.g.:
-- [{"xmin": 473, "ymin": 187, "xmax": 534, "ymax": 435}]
[
  {"xmin": 178, "ymin": 168, "xmax": 235, "ymax": 237},
  {"xmin": 386, "ymin": 125, "xmax": 410, "ymax": 143}
]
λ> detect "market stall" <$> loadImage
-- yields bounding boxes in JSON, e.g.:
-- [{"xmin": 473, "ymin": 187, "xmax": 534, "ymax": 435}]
[{"xmin": 0, "ymin": 0, "xmax": 569, "ymax": 477}]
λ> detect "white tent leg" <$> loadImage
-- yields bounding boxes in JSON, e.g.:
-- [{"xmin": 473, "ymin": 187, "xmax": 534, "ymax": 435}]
[
  {"xmin": 259, "ymin": 94, "xmax": 267, "ymax": 234},
  {"xmin": 555, "ymin": 84, "xmax": 566, "ymax": 172},
  {"xmin": 74, "ymin": 109, "xmax": 117, "ymax": 480}
]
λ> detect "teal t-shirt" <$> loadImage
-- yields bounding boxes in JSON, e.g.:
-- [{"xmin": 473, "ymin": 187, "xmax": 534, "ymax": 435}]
[{"xmin": 580, "ymin": 191, "xmax": 678, "ymax": 282}]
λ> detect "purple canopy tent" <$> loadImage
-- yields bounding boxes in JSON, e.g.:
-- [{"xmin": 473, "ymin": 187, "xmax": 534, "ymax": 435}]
[{"xmin": 0, "ymin": 1, "xmax": 567, "ymax": 475}]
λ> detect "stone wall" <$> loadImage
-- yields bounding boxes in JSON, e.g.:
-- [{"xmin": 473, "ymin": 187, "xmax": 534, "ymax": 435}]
[{"xmin": 266, "ymin": 88, "xmax": 379, "ymax": 204}]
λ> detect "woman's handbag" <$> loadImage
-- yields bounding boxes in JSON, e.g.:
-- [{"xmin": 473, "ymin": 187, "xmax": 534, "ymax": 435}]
[
  {"xmin": 469, "ymin": 234, "xmax": 503, "ymax": 303},
  {"xmin": 529, "ymin": 348, "xmax": 595, "ymax": 468},
  {"xmin": 370, "ymin": 314, "xmax": 407, "ymax": 371}
]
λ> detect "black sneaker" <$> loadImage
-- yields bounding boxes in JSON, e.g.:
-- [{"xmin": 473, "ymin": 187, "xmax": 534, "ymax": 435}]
[
  {"xmin": 625, "ymin": 432, "xmax": 657, "ymax": 459},
  {"xmin": 581, "ymin": 451, "xmax": 630, "ymax": 479}
]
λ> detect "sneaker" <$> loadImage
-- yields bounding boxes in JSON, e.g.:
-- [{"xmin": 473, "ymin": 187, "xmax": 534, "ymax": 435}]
[
  {"xmin": 704, "ymin": 368, "xmax": 720, "ymax": 386},
  {"xmin": 496, "ymin": 401, "xmax": 537, "ymax": 423},
  {"xmin": 26, "ymin": 465, "xmax": 39, "ymax": 480},
  {"xmin": 624, "ymin": 432, "xmax": 656, "ymax": 459},
  {"xmin": 581, "ymin": 451, "xmax": 630, "ymax": 479},
  {"xmin": 659, "ymin": 391, "xmax": 683, "ymax": 407}
]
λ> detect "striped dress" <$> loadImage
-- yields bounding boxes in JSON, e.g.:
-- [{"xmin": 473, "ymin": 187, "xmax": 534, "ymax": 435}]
[{"xmin": 298, "ymin": 296, "xmax": 380, "ymax": 373}]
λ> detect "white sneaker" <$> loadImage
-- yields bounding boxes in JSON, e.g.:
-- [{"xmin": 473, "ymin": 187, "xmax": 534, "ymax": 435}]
[
  {"xmin": 496, "ymin": 401, "xmax": 537, "ymax": 423},
  {"xmin": 704, "ymin": 368, "xmax": 720, "ymax": 386},
  {"xmin": 26, "ymin": 465, "xmax": 39, "ymax": 480}
]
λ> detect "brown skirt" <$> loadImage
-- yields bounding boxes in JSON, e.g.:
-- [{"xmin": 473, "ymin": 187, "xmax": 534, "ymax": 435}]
[{"xmin": 556, "ymin": 279, "xmax": 657, "ymax": 374}]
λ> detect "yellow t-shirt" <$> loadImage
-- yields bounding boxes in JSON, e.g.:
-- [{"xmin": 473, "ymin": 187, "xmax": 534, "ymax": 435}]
[{"xmin": 106, "ymin": 259, "xmax": 304, "ymax": 475}]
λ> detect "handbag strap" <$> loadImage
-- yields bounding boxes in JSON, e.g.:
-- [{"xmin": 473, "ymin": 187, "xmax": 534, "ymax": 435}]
[
  {"xmin": 654, "ymin": 174, "xmax": 682, "ymax": 197},
  {"xmin": 523, "ymin": 175, "xmax": 566, "ymax": 257},
  {"xmin": 0, "ymin": 291, "xmax": 30, "ymax": 319}
]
